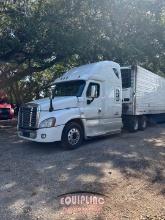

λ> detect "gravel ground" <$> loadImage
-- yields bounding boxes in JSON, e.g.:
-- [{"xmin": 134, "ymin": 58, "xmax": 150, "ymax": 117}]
[{"xmin": 0, "ymin": 119, "xmax": 165, "ymax": 220}]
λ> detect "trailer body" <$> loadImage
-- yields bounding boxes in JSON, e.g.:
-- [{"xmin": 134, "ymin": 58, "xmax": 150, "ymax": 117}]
[
  {"xmin": 122, "ymin": 65, "xmax": 165, "ymax": 115},
  {"xmin": 121, "ymin": 66, "xmax": 165, "ymax": 131}
]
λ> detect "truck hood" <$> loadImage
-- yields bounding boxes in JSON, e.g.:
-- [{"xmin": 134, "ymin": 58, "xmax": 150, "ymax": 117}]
[{"xmin": 30, "ymin": 96, "xmax": 78, "ymax": 111}]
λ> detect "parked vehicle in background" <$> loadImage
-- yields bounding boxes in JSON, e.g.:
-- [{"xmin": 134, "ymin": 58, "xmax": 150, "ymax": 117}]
[
  {"xmin": 0, "ymin": 91, "xmax": 14, "ymax": 120},
  {"xmin": 17, "ymin": 61, "xmax": 165, "ymax": 149},
  {"xmin": 0, "ymin": 101, "xmax": 14, "ymax": 120}
]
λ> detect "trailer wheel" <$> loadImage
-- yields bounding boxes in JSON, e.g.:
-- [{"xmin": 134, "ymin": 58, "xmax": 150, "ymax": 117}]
[
  {"xmin": 128, "ymin": 116, "xmax": 139, "ymax": 132},
  {"xmin": 61, "ymin": 122, "xmax": 83, "ymax": 150},
  {"xmin": 139, "ymin": 116, "xmax": 147, "ymax": 130}
]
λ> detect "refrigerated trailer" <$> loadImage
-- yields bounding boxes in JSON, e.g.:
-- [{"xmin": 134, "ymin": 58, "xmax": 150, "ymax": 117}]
[
  {"xmin": 121, "ymin": 65, "xmax": 165, "ymax": 131},
  {"xmin": 18, "ymin": 61, "xmax": 165, "ymax": 149}
]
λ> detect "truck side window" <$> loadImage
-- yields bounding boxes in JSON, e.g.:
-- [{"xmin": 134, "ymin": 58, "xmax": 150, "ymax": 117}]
[
  {"xmin": 86, "ymin": 83, "xmax": 100, "ymax": 98},
  {"xmin": 115, "ymin": 89, "xmax": 120, "ymax": 102}
]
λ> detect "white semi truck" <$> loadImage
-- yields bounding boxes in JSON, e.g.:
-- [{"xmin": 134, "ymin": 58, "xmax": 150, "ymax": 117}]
[{"xmin": 18, "ymin": 61, "xmax": 165, "ymax": 149}]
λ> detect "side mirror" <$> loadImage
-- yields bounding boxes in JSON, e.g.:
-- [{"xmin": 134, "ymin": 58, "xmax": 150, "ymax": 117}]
[
  {"xmin": 48, "ymin": 85, "xmax": 55, "ymax": 99},
  {"xmin": 89, "ymin": 85, "xmax": 97, "ymax": 98},
  {"xmin": 49, "ymin": 85, "xmax": 55, "ymax": 112},
  {"xmin": 87, "ymin": 85, "xmax": 98, "ymax": 104}
]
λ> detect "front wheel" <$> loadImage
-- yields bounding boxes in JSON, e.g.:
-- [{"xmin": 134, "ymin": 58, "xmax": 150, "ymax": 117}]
[{"xmin": 61, "ymin": 122, "xmax": 83, "ymax": 150}]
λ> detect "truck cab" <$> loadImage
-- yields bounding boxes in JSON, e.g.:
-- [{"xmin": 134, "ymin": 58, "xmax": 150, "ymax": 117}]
[{"xmin": 18, "ymin": 61, "xmax": 122, "ymax": 149}]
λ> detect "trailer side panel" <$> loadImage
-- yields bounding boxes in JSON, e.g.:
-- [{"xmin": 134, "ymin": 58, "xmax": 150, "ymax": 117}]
[{"xmin": 135, "ymin": 66, "xmax": 165, "ymax": 115}]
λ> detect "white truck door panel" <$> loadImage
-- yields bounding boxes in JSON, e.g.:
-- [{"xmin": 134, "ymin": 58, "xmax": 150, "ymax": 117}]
[
  {"xmin": 99, "ymin": 81, "xmax": 122, "ymax": 133},
  {"xmin": 81, "ymin": 82, "xmax": 102, "ymax": 136}
]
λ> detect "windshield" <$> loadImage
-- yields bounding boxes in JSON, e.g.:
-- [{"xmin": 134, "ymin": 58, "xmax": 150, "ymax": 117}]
[{"xmin": 53, "ymin": 80, "xmax": 86, "ymax": 97}]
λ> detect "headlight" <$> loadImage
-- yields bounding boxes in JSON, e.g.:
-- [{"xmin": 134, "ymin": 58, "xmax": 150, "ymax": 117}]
[
  {"xmin": 10, "ymin": 108, "xmax": 14, "ymax": 114},
  {"xmin": 39, "ymin": 117, "xmax": 56, "ymax": 128}
]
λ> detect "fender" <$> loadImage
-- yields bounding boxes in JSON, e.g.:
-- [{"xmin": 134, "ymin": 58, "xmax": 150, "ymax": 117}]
[{"xmin": 39, "ymin": 107, "xmax": 84, "ymax": 127}]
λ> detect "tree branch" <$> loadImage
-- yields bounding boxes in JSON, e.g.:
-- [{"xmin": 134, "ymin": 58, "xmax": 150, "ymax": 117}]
[{"xmin": 0, "ymin": 54, "xmax": 65, "ymax": 89}]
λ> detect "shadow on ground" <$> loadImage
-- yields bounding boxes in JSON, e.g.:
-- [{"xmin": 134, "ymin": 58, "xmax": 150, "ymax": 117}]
[{"xmin": 0, "ymin": 119, "xmax": 165, "ymax": 219}]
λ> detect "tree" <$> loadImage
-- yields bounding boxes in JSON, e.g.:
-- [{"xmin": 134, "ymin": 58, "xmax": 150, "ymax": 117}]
[{"xmin": 0, "ymin": 0, "xmax": 165, "ymax": 99}]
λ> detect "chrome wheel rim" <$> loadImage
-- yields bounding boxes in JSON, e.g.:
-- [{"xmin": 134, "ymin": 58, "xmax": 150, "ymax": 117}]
[{"xmin": 68, "ymin": 128, "xmax": 80, "ymax": 146}]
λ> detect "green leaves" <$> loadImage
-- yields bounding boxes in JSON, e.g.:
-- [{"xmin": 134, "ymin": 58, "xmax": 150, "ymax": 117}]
[{"xmin": 0, "ymin": 0, "xmax": 165, "ymax": 102}]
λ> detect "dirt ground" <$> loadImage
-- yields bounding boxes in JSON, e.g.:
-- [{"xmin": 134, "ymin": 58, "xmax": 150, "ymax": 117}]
[{"xmin": 0, "ymin": 119, "xmax": 165, "ymax": 220}]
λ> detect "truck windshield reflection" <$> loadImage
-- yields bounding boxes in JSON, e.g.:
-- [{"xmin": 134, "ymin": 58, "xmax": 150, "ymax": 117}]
[{"xmin": 52, "ymin": 80, "xmax": 86, "ymax": 97}]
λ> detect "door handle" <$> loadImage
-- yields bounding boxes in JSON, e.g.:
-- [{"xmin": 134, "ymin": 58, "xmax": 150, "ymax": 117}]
[{"xmin": 98, "ymin": 108, "xmax": 102, "ymax": 113}]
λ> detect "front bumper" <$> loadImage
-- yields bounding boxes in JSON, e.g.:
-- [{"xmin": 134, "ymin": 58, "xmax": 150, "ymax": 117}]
[{"xmin": 18, "ymin": 125, "xmax": 64, "ymax": 143}]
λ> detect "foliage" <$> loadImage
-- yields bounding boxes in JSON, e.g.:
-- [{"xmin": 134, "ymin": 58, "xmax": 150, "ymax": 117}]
[{"xmin": 0, "ymin": 0, "xmax": 165, "ymax": 103}]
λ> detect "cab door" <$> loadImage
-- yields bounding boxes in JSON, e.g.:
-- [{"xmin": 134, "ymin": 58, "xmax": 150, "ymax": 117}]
[
  {"xmin": 82, "ymin": 81, "xmax": 102, "ymax": 137},
  {"xmin": 98, "ymin": 83, "xmax": 122, "ymax": 133}
]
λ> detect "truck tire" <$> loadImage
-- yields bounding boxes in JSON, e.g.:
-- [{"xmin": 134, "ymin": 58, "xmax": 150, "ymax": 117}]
[
  {"xmin": 127, "ymin": 116, "xmax": 139, "ymax": 132},
  {"xmin": 61, "ymin": 122, "xmax": 83, "ymax": 150},
  {"xmin": 138, "ymin": 116, "xmax": 147, "ymax": 130}
]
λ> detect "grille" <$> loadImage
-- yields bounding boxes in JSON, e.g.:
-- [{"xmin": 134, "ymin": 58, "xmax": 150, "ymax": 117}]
[{"xmin": 19, "ymin": 105, "xmax": 38, "ymax": 129}]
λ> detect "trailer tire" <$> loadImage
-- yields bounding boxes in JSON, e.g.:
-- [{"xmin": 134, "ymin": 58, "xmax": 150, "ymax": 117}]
[
  {"xmin": 127, "ymin": 116, "xmax": 139, "ymax": 132},
  {"xmin": 61, "ymin": 122, "xmax": 83, "ymax": 150},
  {"xmin": 138, "ymin": 116, "xmax": 147, "ymax": 130}
]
